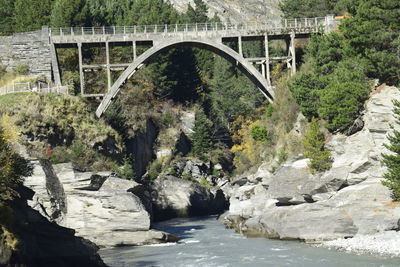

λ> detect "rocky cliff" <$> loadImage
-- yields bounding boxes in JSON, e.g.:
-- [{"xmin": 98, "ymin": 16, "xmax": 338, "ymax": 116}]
[
  {"xmin": 169, "ymin": 0, "xmax": 282, "ymax": 23},
  {"xmin": 220, "ymin": 85, "xmax": 400, "ymax": 242},
  {"xmin": 0, "ymin": 186, "xmax": 106, "ymax": 267}
]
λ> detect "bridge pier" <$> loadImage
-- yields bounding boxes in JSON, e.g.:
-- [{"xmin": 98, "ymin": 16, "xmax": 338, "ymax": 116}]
[
  {"xmin": 77, "ymin": 43, "xmax": 84, "ymax": 95},
  {"xmin": 106, "ymin": 41, "xmax": 111, "ymax": 91}
]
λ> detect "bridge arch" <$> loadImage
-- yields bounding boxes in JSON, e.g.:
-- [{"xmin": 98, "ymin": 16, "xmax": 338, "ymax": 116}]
[{"xmin": 96, "ymin": 38, "xmax": 274, "ymax": 117}]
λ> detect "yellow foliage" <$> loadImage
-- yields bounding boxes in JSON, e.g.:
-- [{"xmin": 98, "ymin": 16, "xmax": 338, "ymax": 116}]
[{"xmin": 0, "ymin": 114, "xmax": 20, "ymax": 143}]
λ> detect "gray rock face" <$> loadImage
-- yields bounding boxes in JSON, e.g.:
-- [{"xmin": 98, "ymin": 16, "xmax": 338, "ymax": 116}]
[
  {"xmin": 0, "ymin": 28, "xmax": 52, "ymax": 80},
  {"xmin": 169, "ymin": 0, "xmax": 282, "ymax": 24},
  {"xmin": 24, "ymin": 162, "xmax": 178, "ymax": 247},
  {"xmin": 127, "ymin": 119, "xmax": 157, "ymax": 177},
  {"xmin": 150, "ymin": 175, "xmax": 228, "ymax": 221},
  {"xmin": 222, "ymin": 86, "xmax": 400, "ymax": 242}
]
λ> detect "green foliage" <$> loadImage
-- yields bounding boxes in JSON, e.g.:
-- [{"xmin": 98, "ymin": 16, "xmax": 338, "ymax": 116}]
[
  {"xmin": 210, "ymin": 57, "xmax": 264, "ymax": 131},
  {"xmin": 192, "ymin": 108, "xmax": 213, "ymax": 158},
  {"xmin": 0, "ymin": 0, "xmax": 14, "ymax": 35},
  {"xmin": 279, "ymin": 0, "xmax": 339, "ymax": 18},
  {"xmin": 340, "ymin": 0, "xmax": 400, "ymax": 85},
  {"xmin": 381, "ymin": 100, "xmax": 400, "ymax": 201},
  {"xmin": 185, "ymin": 0, "xmax": 208, "ymax": 23},
  {"xmin": 115, "ymin": 155, "xmax": 136, "ymax": 180},
  {"xmin": 15, "ymin": 64, "xmax": 29, "ymax": 75},
  {"xmin": 303, "ymin": 118, "xmax": 332, "ymax": 173},
  {"xmin": 250, "ymin": 125, "xmax": 271, "ymax": 142},
  {"xmin": 307, "ymin": 33, "xmax": 344, "ymax": 76},
  {"xmin": 147, "ymin": 159, "xmax": 163, "ymax": 180},
  {"xmin": 318, "ymin": 81, "xmax": 368, "ymax": 132},
  {"xmin": 0, "ymin": 127, "xmax": 33, "ymax": 203},
  {"xmin": 13, "ymin": 0, "xmax": 53, "ymax": 32},
  {"xmin": 289, "ymin": 73, "xmax": 324, "ymax": 119},
  {"xmin": 50, "ymin": 0, "xmax": 88, "ymax": 28}
]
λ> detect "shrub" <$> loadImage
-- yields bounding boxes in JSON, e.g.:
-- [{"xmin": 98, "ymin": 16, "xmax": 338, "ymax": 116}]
[
  {"xmin": 147, "ymin": 159, "xmax": 163, "ymax": 180},
  {"xmin": 318, "ymin": 81, "xmax": 368, "ymax": 132},
  {"xmin": 302, "ymin": 118, "xmax": 332, "ymax": 173},
  {"xmin": 250, "ymin": 125, "xmax": 270, "ymax": 142},
  {"xmin": 0, "ymin": 127, "xmax": 33, "ymax": 203},
  {"xmin": 381, "ymin": 100, "xmax": 400, "ymax": 200},
  {"xmin": 15, "ymin": 63, "xmax": 29, "ymax": 75},
  {"xmin": 115, "ymin": 156, "xmax": 136, "ymax": 180}
]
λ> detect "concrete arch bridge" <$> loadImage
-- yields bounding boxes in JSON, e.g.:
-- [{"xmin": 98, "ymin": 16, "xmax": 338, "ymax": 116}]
[{"xmin": 47, "ymin": 15, "xmax": 339, "ymax": 117}]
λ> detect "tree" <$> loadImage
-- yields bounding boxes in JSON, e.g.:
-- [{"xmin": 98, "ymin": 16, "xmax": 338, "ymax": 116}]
[
  {"xmin": 279, "ymin": 0, "xmax": 339, "ymax": 18},
  {"xmin": 340, "ymin": 0, "xmax": 400, "ymax": 85},
  {"xmin": 302, "ymin": 118, "xmax": 332, "ymax": 173},
  {"xmin": 0, "ymin": 0, "xmax": 14, "ymax": 35},
  {"xmin": 289, "ymin": 73, "xmax": 324, "ymax": 120},
  {"xmin": 318, "ymin": 80, "xmax": 368, "ymax": 132},
  {"xmin": 306, "ymin": 33, "xmax": 344, "ymax": 76},
  {"xmin": 381, "ymin": 100, "xmax": 400, "ymax": 200},
  {"xmin": 186, "ymin": 0, "xmax": 208, "ymax": 23},
  {"xmin": 14, "ymin": 0, "xmax": 54, "ymax": 32},
  {"xmin": 192, "ymin": 108, "xmax": 213, "ymax": 158},
  {"xmin": 50, "ymin": 0, "xmax": 88, "ymax": 28},
  {"xmin": 0, "ymin": 127, "xmax": 33, "ymax": 203}
]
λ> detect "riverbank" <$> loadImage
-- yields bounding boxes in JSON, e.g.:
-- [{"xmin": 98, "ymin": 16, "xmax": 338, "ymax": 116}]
[{"xmin": 318, "ymin": 231, "xmax": 400, "ymax": 258}]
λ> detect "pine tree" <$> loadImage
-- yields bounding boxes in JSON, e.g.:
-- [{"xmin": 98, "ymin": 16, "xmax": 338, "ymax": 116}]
[
  {"xmin": 192, "ymin": 108, "xmax": 213, "ymax": 158},
  {"xmin": 303, "ymin": 118, "xmax": 332, "ymax": 173},
  {"xmin": 381, "ymin": 100, "xmax": 400, "ymax": 201},
  {"xmin": 51, "ymin": 0, "xmax": 89, "ymax": 28}
]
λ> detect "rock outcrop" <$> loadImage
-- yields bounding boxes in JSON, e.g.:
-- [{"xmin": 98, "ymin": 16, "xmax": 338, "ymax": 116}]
[
  {"xmin": 24, "ymin": 162, "xmax": 178, "ymax": 247},
  {"xmin": 150, "ymin": 175, "xmax": 228, "ymax": 221},
  {"xmin": 0, "ymin": 186, "xmax": 106, "ymax": 267},
  {"xmin": 221, "ymin": 86, "xmax": 400, "ymax": 242},
  {"xmin": 169, "ymin": 0, "xmax": 282, "ymax": 24}
]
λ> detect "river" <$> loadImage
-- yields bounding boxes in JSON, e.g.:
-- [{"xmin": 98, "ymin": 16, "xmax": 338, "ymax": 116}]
[{"xmin": 99, "ymin": 216, "xmax": 400, "ymax": 267}]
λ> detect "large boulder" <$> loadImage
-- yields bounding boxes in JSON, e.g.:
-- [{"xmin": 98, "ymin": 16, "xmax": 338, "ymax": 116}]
[
  {"xmin": 150, "ymin": 175, "xmax": 228, "ymax": 221},
  {"xmin": 24, "ymin": 162, "xmax": 178, "ymax": 247}
]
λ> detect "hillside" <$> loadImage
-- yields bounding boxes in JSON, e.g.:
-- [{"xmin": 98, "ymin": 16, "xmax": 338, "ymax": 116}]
[{"xmin": 169, "ymin": 0, "xmax": 282, "ymax": 23}]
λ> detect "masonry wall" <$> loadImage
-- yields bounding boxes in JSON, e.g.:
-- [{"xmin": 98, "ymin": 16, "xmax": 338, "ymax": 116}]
[{"xmin": 0, "ymin": 28, "xmax": 52, "ymax": 80}]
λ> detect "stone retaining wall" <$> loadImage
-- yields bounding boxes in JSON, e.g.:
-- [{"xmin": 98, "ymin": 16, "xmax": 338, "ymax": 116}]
[{"xmin": 0, "ymin": 27, "xmax": 52, "ymax": 80}]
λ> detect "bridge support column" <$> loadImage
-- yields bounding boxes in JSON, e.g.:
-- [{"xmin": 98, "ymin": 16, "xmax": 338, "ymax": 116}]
[
  {"xmin": 264, "ymin": 35, "xmax": 271, "ymax": 86},
  {"xmin": 238, "ymin": 36, "xmax": 243, "ymax": 57},
  {"xmin": 106, "ymin": 41, "xmax": 111, "ymax": 92},
  {"xmin": 289, "ymin": 32, "xmax": 296, "ymax": 76},
  {"xmin": 133, "ymin": 41, "xmax": 137, "ymax": 60},
  {"xmin": 50, "ymin": 43, "xmax": 62, "ymax": 86},
  {"xmin": 77, "ymin": 43, "xmax": 84, "ymax": 95}
]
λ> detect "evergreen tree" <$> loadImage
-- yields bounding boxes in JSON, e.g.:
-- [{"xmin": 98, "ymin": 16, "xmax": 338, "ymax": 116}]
[
  {"xmin": 302, "ymin": 118, "xmax": 332, "ymax": 173},
  {"xmin": 51, "ymin": 0, "xmax": 88, "ymax": 28},
  {"xmin": 340, "ymin": 0, "xmax": 400, "ymax": 85},
  {"xmin": 192, "ymin": 108, "xmax": 213, "ymax": 158},
  {"xmin": 0, "ymin": 0, "xmax": 14, "ymax": 35},
  {"xmin": 381, "ymin": 100, "xmax": 400, "ymax": 200},
  {"xmin": 14, "ymin": 0, "xmax": 54, "ymax": 32},
  {"xmin": 279, "ymin": 0, "xmax": 340, "ymax": 18},
  {"xmin": 186, "ymin": 0, "xmax": 208, "ymax": 23}
]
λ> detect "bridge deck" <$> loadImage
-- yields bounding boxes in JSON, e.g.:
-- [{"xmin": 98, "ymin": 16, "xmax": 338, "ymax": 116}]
[{"xmin": 50, "ymin": 17, "xmax": 330, "ymax": 44}]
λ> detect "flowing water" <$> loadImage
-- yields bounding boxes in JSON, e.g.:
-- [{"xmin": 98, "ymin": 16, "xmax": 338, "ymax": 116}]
[{"xmin": 99, "ymin": 216, "xmax": 400, "ymax": 267}]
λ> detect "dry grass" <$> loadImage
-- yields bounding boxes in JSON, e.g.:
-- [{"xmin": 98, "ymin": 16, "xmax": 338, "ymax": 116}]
[{"xmin": 0, "ymin": 73, "xmax": 35, "ymax": 87}]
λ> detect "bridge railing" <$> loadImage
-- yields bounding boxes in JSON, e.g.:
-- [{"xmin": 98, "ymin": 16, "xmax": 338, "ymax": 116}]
[
  {"xmin": 50, "ymin": 17, "xmax": 327, "ymax": 37},
  {"xmin": 0, "ymin": 82, "xmax": 69, "ymax": 96}
]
